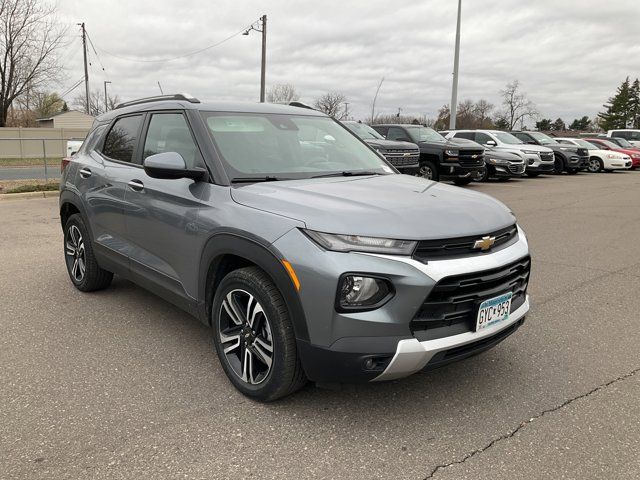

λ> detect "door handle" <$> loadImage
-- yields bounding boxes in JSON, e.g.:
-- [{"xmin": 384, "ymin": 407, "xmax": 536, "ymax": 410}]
[
  {"xmin": 128, "ymin": 179, "xmax": 144, "ymax": 191},
  {"xmin": 79, "ymin": 168, "xmax": 92, "ymax": 178}
]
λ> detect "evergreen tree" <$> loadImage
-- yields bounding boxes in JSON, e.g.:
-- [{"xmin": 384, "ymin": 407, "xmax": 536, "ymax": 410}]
[
  {"xmin": 551, "ymin": 118, "xmax": 566, "ymax": 131},
  {"xmin": 535, "ymin": 119, "xmax": 552, "ymax": 130},
  {"xmin": 569, "ymin": 116, "xmax": 591, "ymax": 130},
  {"xmin": 598, "ymin": 77, "xmax": 634, "ymax": 130},
  {"xmin": 630, "ymin": 78, "xmax": 640, "ymax": 129}
]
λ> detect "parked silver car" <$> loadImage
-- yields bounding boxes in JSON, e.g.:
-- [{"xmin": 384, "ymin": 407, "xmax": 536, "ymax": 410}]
[{"xmin": 60, "ymin": 95, "xmax": 531, "ymax": 401}]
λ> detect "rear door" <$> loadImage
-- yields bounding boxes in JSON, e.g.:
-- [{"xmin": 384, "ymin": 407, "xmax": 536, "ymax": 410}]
[
  {"xmin": 124, "ymin": 111, "xmax": 207, "ymax": 306},
  {"xmin": 82, "ymin": 114, "xmax": 145, "ymax": 273}
]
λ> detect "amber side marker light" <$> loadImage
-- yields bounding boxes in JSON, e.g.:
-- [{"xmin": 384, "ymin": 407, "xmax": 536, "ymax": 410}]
[{"xmin": 281, "ymin": 260, "xmax": 301, "ymax": 291}]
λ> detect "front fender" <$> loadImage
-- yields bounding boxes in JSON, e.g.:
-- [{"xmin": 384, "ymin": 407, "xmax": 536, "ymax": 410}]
[{"xmin": 197, "ymin": 230, "xmax": 310, "ymax": 342}]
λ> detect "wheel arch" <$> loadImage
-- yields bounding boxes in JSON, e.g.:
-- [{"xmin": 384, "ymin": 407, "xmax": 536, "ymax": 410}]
[
  {"xmin": 198, "ymin": 231, "xmax": 309, "ymax": 342},
  {"xmin": 59, "ymin": 190, "xmax": 94, "ymax": 239}
]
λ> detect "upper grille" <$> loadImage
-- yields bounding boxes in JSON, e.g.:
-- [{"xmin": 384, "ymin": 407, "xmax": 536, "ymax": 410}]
[
  {"xmin": 411, "ymin": 256, "xmax": 531, "ymax": 339},
  {"xmin": 383, "ymin": 149, "xmax": 420, "ymax": 166},
  {"xmin": 413, "ymin": 224, "xmax": 518, "ymax": 262},
  {"xmin": 458, "ymin": 150, "xmax": 485, "ymax": 166}
]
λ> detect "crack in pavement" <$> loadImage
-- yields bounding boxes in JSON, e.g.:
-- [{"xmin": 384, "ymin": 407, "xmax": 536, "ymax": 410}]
[{"xmin": 423, "ymin": 366, "xmax": 640, "ymax": 479}]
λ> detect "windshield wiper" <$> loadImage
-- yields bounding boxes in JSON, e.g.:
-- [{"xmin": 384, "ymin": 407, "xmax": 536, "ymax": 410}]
[
  {"xmin": 230, "ymin": 176, "xmax": 290, "ymax": 183},
  {"xmin": 311, "ymin": 171, "xmax": 384, "ymax": 179}
]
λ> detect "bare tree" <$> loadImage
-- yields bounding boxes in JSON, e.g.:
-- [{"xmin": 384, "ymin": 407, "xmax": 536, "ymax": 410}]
[
  {"xmin": 266, "ymin": 83, "xmax": 300, "ymax": 103},
  {"xmin": 496, "ymin": 80, "xmax": 538, "ymax": 130},
  {"xmin": 372, "ymin": 113, "xmax": 435, "ymax": 126},
  {"xmin": 0, "ymin": 0, "xmax": 67, "ymax": 126},
  {"xmin": 314, "ymin": 91, "xmax": 347, "ymax": 119},
  {"xmin": 370, "ymin": 77, "xmax": 384, "ymax": 123},
  {"xmin": 474, "ymin": 99, "xmax": 494, "ymax": 128},
  {"xmin": 72, "ymin": 88, "xmax": 121, "ymax": 116}
]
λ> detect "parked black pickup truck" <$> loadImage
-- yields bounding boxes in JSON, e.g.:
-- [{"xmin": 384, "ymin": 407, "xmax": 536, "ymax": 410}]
[
  {"xmin": 371, "ymin": 124, "xmax": 485, "ymax": 185},
  {"xmin": 511, "ymin": 131, "xmax": 589, "ymax": 174},
  {"xmin": 342, "ymin": 121, "xmax": 420, "ymax": 174}
]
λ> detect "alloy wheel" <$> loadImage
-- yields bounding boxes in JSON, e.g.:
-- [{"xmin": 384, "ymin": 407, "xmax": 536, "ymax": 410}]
[
  {"xmin": 218, "ymin": 289, "xmax": 274, "ymax": 385},
  {"xmin": 588, "ymin": 158, "xmax": 600, "ymax": 173},
  {"xmin": 65, "ymin": 225, "xmax": 86, "ymax": 282},
  {"xmin": 418, "ymin": 165, "xmax": 434, "ymax": 180}
]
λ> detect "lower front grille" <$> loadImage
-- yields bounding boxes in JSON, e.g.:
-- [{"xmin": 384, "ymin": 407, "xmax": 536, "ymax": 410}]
[
  {"xmin": 411, "ymin": 256, "xmax": 531, "ymax": 340},
  {"xmin": 508, "ymin": 163, "xmax": 525, "ymax": 174},
  {"xmin": 540, "ymin": 152, "xmax": 554, "ymax": 162},
  {"xmin": 458, "ymin": 150, "xmax": 485, "ymax": 166}
]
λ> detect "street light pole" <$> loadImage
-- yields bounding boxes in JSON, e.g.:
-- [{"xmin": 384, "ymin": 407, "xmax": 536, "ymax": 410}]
[
  {"xmin": 103, "ymin": 80, "xmax": 111, "ymax": 112},
  {"xmin": 79, "ymin": 23, "xmax": 90, "ymax": 115},
  {"xmin": 244, "ymin": 15, "xmax": 267, "ymax": 102},
  {"xmin": 449, "ymin": 0, "xmax": 462, "ymax": 130},
  {"xmin": 260, "ymin": 15, "xmax": 267, "ymax": 103}
]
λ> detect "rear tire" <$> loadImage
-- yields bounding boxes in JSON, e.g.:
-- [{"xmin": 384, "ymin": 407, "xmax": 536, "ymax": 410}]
[
  {"xmin": 63, "ymin": 214, "xmax": 113, "ymax": 292},
  {"xmin": 211, "ymin": 266, "xmax": 307, "ymax": 402}
]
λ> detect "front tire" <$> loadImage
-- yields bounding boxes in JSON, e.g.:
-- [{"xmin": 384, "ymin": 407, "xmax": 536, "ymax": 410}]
[
  {"xmin": 417, "ymin": 161, "xmax": 439, "ymax": 181},
  {"xmin": 587, "ymin": 157, "xmax": 603, "ymax": 173},
  {"xmin": 212, "ymin": 267, "xmax": 307, "ymax": 402},
  {"xmin": 453, "ymin": 177, "xmax": 473, "ymax": 186},
  {"xmin": 554, "ymin": 156, "xmax": 565, "ymax": 174},
  {"xmin": 63, "ymin": 214, "xmax": 113, "ymax": 291}
]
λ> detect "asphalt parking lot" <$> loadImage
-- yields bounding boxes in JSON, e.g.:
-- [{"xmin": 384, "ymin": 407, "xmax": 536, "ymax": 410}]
[{"xmin": 2, "ymin": 172, "xmax": 640, "ymax": 480}]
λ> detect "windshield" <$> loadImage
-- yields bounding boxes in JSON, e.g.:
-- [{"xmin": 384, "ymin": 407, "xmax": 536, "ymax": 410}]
[
  {"xmin": 572, "ymin": 139, "xmax": 599, "ymax": 149},
  {"xmin": 609, "ymin": 137, "xmax": 633, "ymax": 147},
  {"xmin": 344, "ymin": 122, "xmax": 385, "ymax": 140},
  {"xmin": 494, "ymin": 132, "xmax": 524, "ymax": 145},
  {"xmin": 594, "ymin": 139, "xmax": 620, "ymax": 149},
  {"xmin": 406, "ymin": 126, "xmax": 446, "ymax": 143},
  {"xmin": 529, "ymin": 132, "xmax": 558, "ymax": 145},
  {"xmin": 201, "ymin": 113, "xmax": 393, "ymax": 180}
]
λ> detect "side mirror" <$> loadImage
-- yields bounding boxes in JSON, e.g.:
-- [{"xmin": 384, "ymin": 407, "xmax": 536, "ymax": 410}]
[
  {"xmin": 485, "ymin": 140, "xmax": 497, "ymax": 146},
  {"xmin": 527, "ymin": 140, "xmax": 537, "ymax": 145},
  {"xmin": 143, "ymin": 152, "xmax": 207, "ymax": 181}
]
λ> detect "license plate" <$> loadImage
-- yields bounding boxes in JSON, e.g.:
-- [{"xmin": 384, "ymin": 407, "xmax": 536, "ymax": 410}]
[{"xmin": 476, "ymin": 292, "xmax": 512, "ymax": 331}]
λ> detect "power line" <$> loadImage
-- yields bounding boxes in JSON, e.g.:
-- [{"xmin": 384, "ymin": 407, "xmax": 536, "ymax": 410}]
[
  {"xmin": 60, "ymin": 77, "xmax": 85, "ymax": 98},
  {"xmin": 93, "ymin": 22, "xmax": 255, "ymax": 64},
  {"xmin": 85, "ymin": 31, "xmax": 107, "ymax": 75}
]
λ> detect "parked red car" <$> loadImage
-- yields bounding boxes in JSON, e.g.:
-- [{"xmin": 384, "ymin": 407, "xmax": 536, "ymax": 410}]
[{"xmin": 585, "ymin": 138, "xmax": 640, "ymax": 169}]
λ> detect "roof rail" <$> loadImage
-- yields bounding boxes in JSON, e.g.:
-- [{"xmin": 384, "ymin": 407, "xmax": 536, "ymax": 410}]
[
  {"xmin": 115, "ymin": 93, "xmax": 200, "ymax": 109},
  {"xmin": 288, "ymin": 101, "xmax": 315, "ymax": 110}
]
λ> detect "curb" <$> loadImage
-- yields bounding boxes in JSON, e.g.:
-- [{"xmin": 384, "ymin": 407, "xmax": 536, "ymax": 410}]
[{"xmin": 0, "ymin": 190, "xmax": 60, "ymax": 201}]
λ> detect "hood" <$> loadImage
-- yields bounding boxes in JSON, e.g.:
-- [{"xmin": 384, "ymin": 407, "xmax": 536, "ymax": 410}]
[
  {"xmin": 363, "ymin": 139, "xmax": 418, "ymax": 150},
  {"xmin": 231, "ymin": 175, "xmax": 515, "ymax": 240},
  {"xmin": 486, "ymin": 149, "xmax": 524, "ymax": 161},
  {"xmin": 419, "ymin": 138, "xmax": 483, "ymax": 151},
  {"xmin": 496, "ymin": 143, "xmax": 553, "ymax": 154}
]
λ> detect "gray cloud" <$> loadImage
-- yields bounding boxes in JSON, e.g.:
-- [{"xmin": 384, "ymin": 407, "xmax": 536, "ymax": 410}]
[{"xmin": 57, "ymin": 0, "xmax": 640, "ymax": 123}]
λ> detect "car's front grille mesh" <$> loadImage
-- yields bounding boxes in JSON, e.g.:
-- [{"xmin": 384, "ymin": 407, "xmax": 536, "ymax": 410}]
[
  {"xmin": 383, "ymin": 150, "xmax": 420, "ymax": 166},
  {"xmin": 539, "ymin": 152, "xmax": 554, "ymax": 162},
  {"xmin": 508, "ymin": 163, "xmax": 525, "ymax": 174},
  {"xmin": 413, "ymin": 225, "xmax": 518, "ymax": 261},
  {"xmin": 458, "ymin": 150, "xmax": 485, "ymax": 166},
  {"xmin": 410, "ymin": 256, "xmax": 531, "ymax": 335}
]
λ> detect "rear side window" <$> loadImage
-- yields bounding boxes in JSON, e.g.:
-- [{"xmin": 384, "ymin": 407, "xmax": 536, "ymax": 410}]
[
  {"xmin": 78, "ymin": 125, "xmax": 107, "ymax": 154},
  {"xmin": 102, "ymin": 115, "xmax": 143, "ymax": 162},
  {"xmin": 453, "ymin": 131, "xmax": 475, "ymax": 140},
  {"xmin": 143, "ymin": 113, "xmax": 200, "ymax": 168}
]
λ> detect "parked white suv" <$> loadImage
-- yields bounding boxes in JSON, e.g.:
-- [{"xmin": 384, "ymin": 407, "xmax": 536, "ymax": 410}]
[
  {"xmin": 607, "ymin": 129, "xmax": 640, "ymax": 147},
  {"xmin": 446, "ymin": 130, "xmax": 555, "ymax": 177},
  {"xmin": 555, "ymin": 138, "xmax": 632, "ymax": 172}
]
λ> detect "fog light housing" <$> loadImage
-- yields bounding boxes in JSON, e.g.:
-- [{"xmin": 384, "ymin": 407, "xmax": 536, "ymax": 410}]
[{"xmin": 336, "ymin": 274, "xmax": 394, "ymax": 311}]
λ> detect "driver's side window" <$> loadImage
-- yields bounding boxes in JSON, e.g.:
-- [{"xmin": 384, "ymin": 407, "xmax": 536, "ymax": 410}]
[
  {"xmin": 143, "ymin": 113, "xmax": 201, "ymax": 168},
  {"xmin": 475, "ymin": 132, "xmax": 493, "ymax": 145},
  {"xmin": 387, "ymin": 127, "xmax": 409, "ymax": 141}
]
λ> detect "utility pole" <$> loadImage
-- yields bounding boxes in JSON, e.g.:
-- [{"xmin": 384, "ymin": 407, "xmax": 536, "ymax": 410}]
[
  {"xmin": 79, "ymin": 23, "xmax": 90, "ymax": 115},
  {"xmin": 449, "ymin": 0, "xmax": 462, "ymax": 130},
  {"xmin": 103, "ymin": 81, "xmax": 111, "ymax": 112},
  {"xmin": 260, "ymin": 15, "xmax": 267, "ymax": 103}
]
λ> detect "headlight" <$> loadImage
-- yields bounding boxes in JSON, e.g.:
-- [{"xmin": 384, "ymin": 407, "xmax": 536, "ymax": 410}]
[
  {"xmin": 303, "ymin": 229, "xmax": 417, "ymax": 255},
  {"xmin": 522, "ymin": 150, "xmax": 538, "ymax": 155},
  {"xmin": 444, "ymin": 149, "xmax": 459, "ymax": 156},
  {"xmin": 559, "ymin": 147, "xmax": 572, "ymax": 151},
  {"xmin": 337, "ymin": 274, "xmax": 394, "ymax": 310},
  {"xmin": 487, "ymin": 157, "xmax": 507, "ymax": 165},
  {"xmin": 631, "ymin": 153, "xmax": 640, "ymax": 159},
  {"xmin": 606, "ymin": 154, "xmax": 617, "ymax": 159},
  {"xmin": 375, "ymin": 147, "xmax": 386, "ymax": 154}
]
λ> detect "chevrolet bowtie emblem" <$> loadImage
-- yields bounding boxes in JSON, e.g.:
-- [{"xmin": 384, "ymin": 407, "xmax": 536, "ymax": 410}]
[
  {"xmin": 403, "ymin": 152, "xmax": 410, "ymax": 156},
  {"xmin": 473, "ymin": 235, "xmax": 496, "ymax": 251}
]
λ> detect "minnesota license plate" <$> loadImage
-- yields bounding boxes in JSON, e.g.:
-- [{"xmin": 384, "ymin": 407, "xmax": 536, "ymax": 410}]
[{"xmin": 476, "ymin": 292, "xmax": 512, "ymax": 331}]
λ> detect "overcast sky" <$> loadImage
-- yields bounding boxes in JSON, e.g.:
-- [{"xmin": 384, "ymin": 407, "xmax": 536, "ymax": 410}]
[{"xmin": 55, "ymin": 0, "xmax": 640, "ymax": 123}]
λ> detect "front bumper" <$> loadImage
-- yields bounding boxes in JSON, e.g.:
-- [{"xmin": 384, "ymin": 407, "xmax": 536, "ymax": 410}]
[
  {"xmin": 372, "ymin": 296, "xmax": 529, "ymax": 381},
  {"xmin": 487, "ymin": 162, "xmax": 525, "ymax": 178},
  {"xmin": 273, "ymin": 226, "xmax": 531, "ymax": 384},
  {"xmin": 439, "ymin": 162, "xmax": 485, "ymax": 179}
]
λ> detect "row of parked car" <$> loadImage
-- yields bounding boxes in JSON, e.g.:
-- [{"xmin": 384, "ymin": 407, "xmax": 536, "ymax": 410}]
[{"xmin": 343, "ymin": 122, "xmax": 640, "ymax": 185}]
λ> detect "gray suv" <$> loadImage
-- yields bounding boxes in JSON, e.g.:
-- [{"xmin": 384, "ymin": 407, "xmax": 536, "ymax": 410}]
[{"xmin": 60, "ymin": 94, "xmax": 531, "ymax": 401}]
